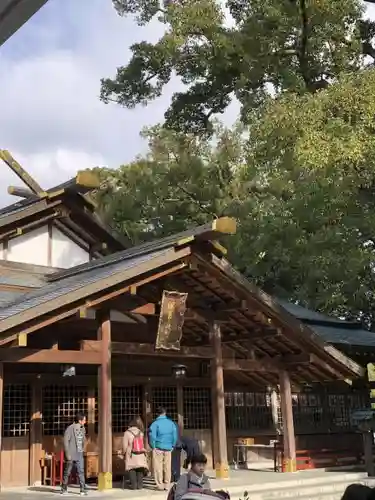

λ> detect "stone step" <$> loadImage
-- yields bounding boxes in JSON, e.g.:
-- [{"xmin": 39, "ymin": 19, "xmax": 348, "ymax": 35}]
[{"xmin": 226, "ymin": 475, "xmax": 375, "ymax": 500}]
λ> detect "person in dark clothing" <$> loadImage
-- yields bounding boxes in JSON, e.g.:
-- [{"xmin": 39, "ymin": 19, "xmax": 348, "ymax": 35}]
[
  {"xmin": 180, "ymin": 436, "xmax": 200, "ymax": 470},
  {"xmin": 341, "ymin": 484, "xmax": 375, "ymax": 500},
  {"xmin": 60, "ymin": 413, "xmax": 87, "ymax": 496},
  {"xmin": 171, "ymin": 438, "xmax": 182, "ymax": 482}
]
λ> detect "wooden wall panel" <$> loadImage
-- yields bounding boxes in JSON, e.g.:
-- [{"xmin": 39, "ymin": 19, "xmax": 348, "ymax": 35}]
[{"xmin": 1, "ymin": 437, "xmax": 29, "ymax": 487}]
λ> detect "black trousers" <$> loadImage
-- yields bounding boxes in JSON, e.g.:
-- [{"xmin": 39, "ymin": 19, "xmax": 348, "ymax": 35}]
[
  {"xmin": 128, "ymin": 468, "xmax": 144, "ymax": 490},
  {"xmin": 171, "ymin": 448, "xmax": 181, "ymax": 482}
]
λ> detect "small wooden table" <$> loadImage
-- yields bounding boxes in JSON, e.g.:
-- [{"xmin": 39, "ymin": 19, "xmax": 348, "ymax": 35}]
[{"xmin": 233, "ymin": 443, "xmax": 274, "ymax": 469}]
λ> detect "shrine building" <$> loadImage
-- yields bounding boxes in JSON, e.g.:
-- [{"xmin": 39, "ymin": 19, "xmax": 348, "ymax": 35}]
[{"xmin": 0, "ymin": 153, "xmax": 373, "ymax": 489}]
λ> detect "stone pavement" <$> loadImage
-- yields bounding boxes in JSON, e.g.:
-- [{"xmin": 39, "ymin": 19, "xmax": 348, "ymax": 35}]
[{"xmin": 0, "ymin": 469, "xmax": 369, "ymax": 500}]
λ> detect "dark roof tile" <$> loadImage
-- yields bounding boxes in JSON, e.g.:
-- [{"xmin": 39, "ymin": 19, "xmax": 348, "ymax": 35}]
[{"xmin": 0, "ymin": 249, "xmax": 167, "ymax": 321}]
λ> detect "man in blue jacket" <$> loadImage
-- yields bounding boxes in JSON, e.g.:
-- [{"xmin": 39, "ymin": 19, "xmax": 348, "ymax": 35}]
[{"xmin": 149, "ymin": 407, "xmax": 178, "ymax": 491}]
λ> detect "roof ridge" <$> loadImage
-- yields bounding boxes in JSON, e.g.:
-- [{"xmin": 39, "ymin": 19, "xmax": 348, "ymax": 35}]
[{"xmin": 47, "ymin": 217, "xmax": 236, "ymax": 283}]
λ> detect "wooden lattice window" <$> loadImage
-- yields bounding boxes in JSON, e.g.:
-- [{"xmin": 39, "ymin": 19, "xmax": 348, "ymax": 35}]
[
  {"xmin": 225, "ymin": 391, "xmax": 273, "ymax": 431},
  {"xmin": 112, "ymin": 386, "xmax": 142, "ymax": 433},
  {"xmin": 183, "ymin": 388, "xmax": 211, "ymax": 429},
  {"xmin": 3, "ymin": 384, "xmax": 31, "ymax": 437},
  {"xmin": 42, "ymin": 385, "xmax": 88, "ymax": 436},
  {"xmin": 152, "ymin": 387, "xmax": 178, "ymax": 422}
]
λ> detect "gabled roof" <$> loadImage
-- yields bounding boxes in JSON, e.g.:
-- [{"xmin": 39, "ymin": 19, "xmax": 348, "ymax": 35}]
[
  {"xmin": 0, "ymin": 173, "xmax": 128, "ymax": 255},
  {"xmin": 0, "ymin": 217, "xmax": 363, "ymax": 384}
]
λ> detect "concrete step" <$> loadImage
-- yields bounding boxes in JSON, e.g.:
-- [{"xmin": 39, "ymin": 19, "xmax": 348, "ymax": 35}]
[{"xmin": 225, "ymin": 474, "xmax": 375, "ymax": 500}]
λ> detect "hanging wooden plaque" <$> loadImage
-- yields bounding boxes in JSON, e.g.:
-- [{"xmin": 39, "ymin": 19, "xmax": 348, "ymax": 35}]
[{"xmin": 156, "ymin": 290, "xmax": 188, "ymax": 351}]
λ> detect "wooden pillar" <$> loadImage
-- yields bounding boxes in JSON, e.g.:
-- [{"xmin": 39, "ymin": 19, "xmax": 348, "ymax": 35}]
[
  {"xmin": 0, "ymin": 364, "xmax": 4, "ymax": 491},
  {"xmin": 97, "ymin": 310, "xmax": 112, "ymax": 490},
  {"xmin": 87, "ymin": 388, "xmax": 96, "ymax": 452},
  {"xmin": 210, "ymin": 321, "xmax": 229, "ymax": 479},
  {"xmin": 29, "ymin": 379, "xmax": 43, "ymax": 486},
  {"xmin": 177, "ymin": 384, "xmax": 184, "ymax": 434},
  {"xmin": 279, "ymin": 370, "xmax": 296, "ymax": 472}
]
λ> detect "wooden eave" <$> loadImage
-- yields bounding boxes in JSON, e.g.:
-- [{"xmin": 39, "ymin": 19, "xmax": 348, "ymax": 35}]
[{"xmin": 0, "ymin": 218, "xmax": 363, "ymax": 386}]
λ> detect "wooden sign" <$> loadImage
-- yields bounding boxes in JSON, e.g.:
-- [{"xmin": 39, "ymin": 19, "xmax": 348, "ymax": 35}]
[{"xmin": 156, "ymin": 290, "xmax": 188, "ymax": 351}]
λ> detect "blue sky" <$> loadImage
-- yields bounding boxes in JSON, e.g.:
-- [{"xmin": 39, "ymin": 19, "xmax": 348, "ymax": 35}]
[{"xmin": 0, "ymin": 0, "xmax": 374, "ymax": 206}]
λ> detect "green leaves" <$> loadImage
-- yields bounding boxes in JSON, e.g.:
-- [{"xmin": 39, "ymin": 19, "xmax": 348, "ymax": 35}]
[
  {"xmin": 102, "ymin": 0, "xmax": 364, "ymax": 133},
  {"xmin": 96, "ymin": 67, "xmax": 375, "ymax": 325}
]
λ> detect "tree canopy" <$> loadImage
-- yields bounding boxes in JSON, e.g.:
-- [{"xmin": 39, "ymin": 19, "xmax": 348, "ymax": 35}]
[
  {"xmin": 100, "ymin": 0, "xmax": 375, "ymax": 134},
  {"xmin": 95, "ymin": 0, "xmax": 375, "ymax": 325},
  {"xmin": 96, "ymin": 68, "xmax": 375, "ymax": 324}
]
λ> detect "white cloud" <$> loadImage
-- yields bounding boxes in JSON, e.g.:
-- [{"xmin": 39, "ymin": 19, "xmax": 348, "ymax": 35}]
[
  {"xmin": 0, "ymin": 0, "xmax": 374, "ymax": 208},
  {"xmin": 0, "ymin": 0, "xmax": 173, "ymax": 205}
]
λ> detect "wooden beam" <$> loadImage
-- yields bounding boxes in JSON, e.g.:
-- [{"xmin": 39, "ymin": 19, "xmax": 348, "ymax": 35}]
[
  {"xmin": 0, "ymin": 348, "xmax": 101, "ymax": 364},
  {"xmin": 81, "ymin": 341, "xmax": 308, "ymax": 373},
  {"xmin": 81, "ymin": 340, "xmax": 214, "ymax": 359},
  {"xmin": 97, "ymin": 310, "xmax": 112, "ymax": 490},
  {"xmin": 7, "ymin": 186, "xmax": 37, "ymax": 199},
  {"xmin": 210, "ymin": 321, "xmax": 229, "ymax": 479},
  {"xmin": 16, "ymin": 333, "xmax": 27, "ymax": 347},
  {"xmin": 0, "ymin": 150, "xmax": 45, "ymax": 195},
  {"xmin": 279, "ymin": 370, "xmax": 296, "ymax": 472}
]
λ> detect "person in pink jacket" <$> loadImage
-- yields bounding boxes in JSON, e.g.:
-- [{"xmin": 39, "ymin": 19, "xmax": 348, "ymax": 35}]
[{"xmin": 123, "ymin": 417, "xmax": 148, "ymax": 490}]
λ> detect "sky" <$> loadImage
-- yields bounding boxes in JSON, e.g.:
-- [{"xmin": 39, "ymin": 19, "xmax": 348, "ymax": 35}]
[{"xmin": 0, "ymin": 0, "xmax": 374, "ymax": 207}]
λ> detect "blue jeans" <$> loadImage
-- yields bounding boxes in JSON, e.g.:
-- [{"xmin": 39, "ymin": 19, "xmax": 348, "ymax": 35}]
[{"xmin": 62, "ymin": 454, "xmax": 85, "ymax": 490}]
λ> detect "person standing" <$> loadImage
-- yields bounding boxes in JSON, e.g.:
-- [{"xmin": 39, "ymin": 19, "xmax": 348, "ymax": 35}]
[
  {"xmin": 149, "ymin": 407, "xmax": 178, "ymax": 491},
  {"xmin": 123, "ymin": 417, "xmax": 148, "ymax": 490},
  {"xmin": 180, "ymin": 436, "xmax": 200, "ymax": 470},
  {"xmin": 60, "ymin": 413, "xmax": 87, "ymax": 496}
]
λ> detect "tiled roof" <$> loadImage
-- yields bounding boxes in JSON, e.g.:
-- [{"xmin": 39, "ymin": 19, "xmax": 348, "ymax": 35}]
[
  {"xmin": 0, "ymin": 289, "xmax": 25, "ymax": 308},
  {"xmin": 278, "ymin": 299, "xmax": 374, "ymax": 348},
  {"xmin": 47, "ymin": 220, "xmax": 227, "ymax": 282},
  {"xmin": 0, "ymin": 249, "xmax": 166, "ymax": 321},
  {"xmin": 311, "ymin": 324, "xmax": 375, "ymax": 348}
]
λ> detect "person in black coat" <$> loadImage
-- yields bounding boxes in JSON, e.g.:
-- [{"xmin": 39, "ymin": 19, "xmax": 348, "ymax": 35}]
[
  {"xmin": 171, "ymin": 435, "xmax": 201, "ymax": 483},
  {"xmin": 180, "ymin": 436, "xmax": 201, "ymax": 470},
  {"xmin": 171, "ymin": 437, "xmax": 182, "ymax": 482}
]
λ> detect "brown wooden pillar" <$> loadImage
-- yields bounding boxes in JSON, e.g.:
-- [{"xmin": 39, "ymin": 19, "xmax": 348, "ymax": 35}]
[
  {"xmin": 0, "ymin": 364, "xmax": 4, "ymax": 491},
  {"xmin": 87, "ymin": 388, "xmax": 96, "ymax": 452},
  {"xmin": 29, "ymin": 379, "xmax": 43, "ymax": 486},
  {"xmin": 279, "ymin": 370, "xmax": 296, "ymax": 472},
  {"xmin": 210, "ymin": 321, "xmax": 229, "ymax": 479},
  {"xmin": 97, "ymin": 310, "xmax": 112, "ymax": 490}
]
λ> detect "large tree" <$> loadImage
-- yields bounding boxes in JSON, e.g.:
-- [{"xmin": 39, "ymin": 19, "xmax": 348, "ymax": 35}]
[
  {"xmin": 100, "ymin": 0, "xmax": 373, "ymax": 134},
  {"xmin": 96, "ymin": 68, "xmax": 375, "ymax": 324}
]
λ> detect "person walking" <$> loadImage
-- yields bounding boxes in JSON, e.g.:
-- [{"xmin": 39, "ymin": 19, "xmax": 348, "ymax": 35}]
[
  {"xmin": 149, "ymin": 407, "xmax": 178, "ymax": 491},
  {"xmin": 60, "ymin": 413, "xmax": 87, "ymax": 496},
  {"xmin": 123, "ymin": 417, "xmax": 148, "ymax": 490}
]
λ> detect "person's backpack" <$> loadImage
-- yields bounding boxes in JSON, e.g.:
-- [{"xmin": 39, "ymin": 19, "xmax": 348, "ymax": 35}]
[{"xmin": 129, "ymin": 430, "xmax": 143, "ymax": 453}]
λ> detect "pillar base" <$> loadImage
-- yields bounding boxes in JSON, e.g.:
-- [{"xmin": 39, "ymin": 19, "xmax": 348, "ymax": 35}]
[
  {"xmin": 98, "ymin": 472, "xmax": 112, "ymax": 490},
  {"xmin": 215, "ymin": 463, "xmax": 229, "ymax": 479},
  {"xmin": 282, "ymin": 458, "xmax": 297, "ymax": 473}
]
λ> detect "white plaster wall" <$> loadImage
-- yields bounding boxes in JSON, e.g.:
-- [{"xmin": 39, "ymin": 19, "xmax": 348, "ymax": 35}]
[
  {"xmin": 0, "ymin": 242, "xmax": 3, "ymax": 260},
  {"xmin": 51, "ymin": 226, "xmax": 89, "ymax": 269},
  {"xmin": 7, "ymin": 225, "xmax": 49, "ymax": 266}
]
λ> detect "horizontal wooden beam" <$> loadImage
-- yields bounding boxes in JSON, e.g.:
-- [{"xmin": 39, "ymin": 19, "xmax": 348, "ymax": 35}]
[
  {"xmin": 82, "ymin": 340, "xmax": 214, "ymax": 359},
  {"xmin": 0, "ymin": 348, "xmax": 101, "ymax": 364},
  {"xmin": 80, "ymin": 341, "xmax": 312, "ymax": 372}
]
